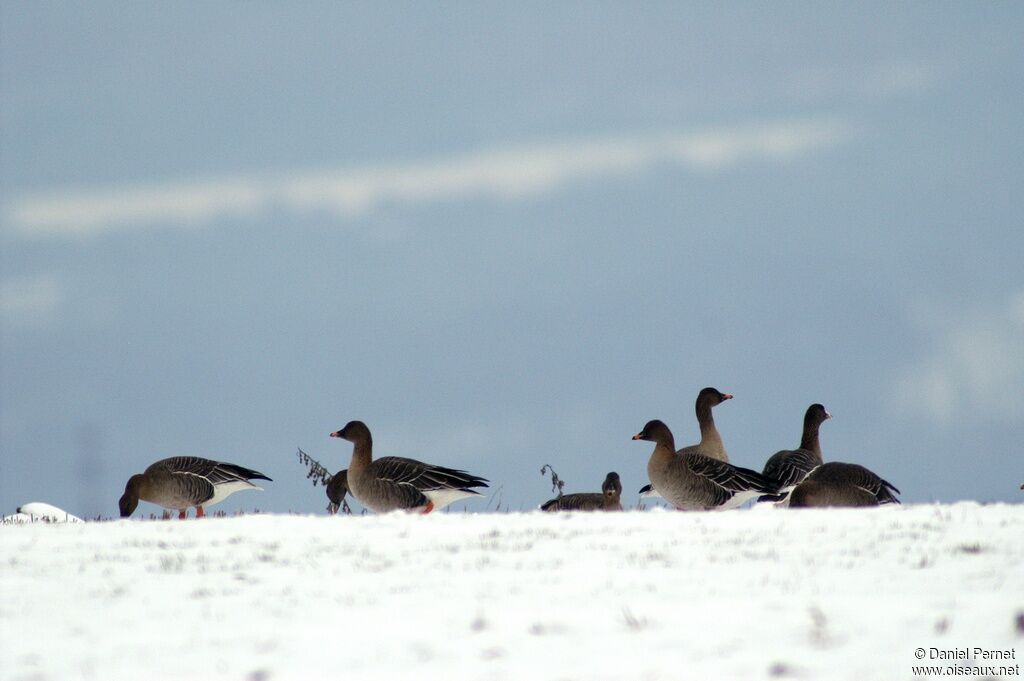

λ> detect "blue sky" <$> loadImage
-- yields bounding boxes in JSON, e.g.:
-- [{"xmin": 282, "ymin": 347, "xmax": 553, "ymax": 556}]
[{"xmin": 2, "ymin": 2, "xmax": 1022, "ymax": 517}]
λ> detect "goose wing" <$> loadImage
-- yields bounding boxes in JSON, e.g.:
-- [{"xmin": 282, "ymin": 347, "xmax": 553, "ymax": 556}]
[
  {"xmin": 807, "ymin": 462, "xmax": 900, "ymax": 504},
  {"xmin": 147, "ymin": 457, "xmax": 217, "ymax": 505},
  {"xmin": 154, "ymin": 456, "xmax": 271, "ymax": 484},
  {"xmin": 540, "ymin": 492, "xmax": 603, "ymax": 512},
  {"xmin": 371, "ymin": 456, "xmax": 489, "ymax": 493},
  {"xmin": 686, "ymin": 454, "xmax": 781, "ymax": 495},
  {"xmin": 762, "ymin": 448, "xmax": 819, "ymax": 488}
]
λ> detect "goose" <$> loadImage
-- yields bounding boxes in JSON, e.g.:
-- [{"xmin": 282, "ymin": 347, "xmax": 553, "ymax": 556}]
[
  {"xmin": 684, "ymin": 386, "xmax": 733, "ymax": 462},
  {"xmin": 759, "ymin": 403, "xmax": 831, "ymax": 503},
  {"xmin": 119, "ymin": 457, "xmax": 271, "ymax": 518},
  {"xmin": 540, "ymin": 472, "xmax": 622, "ymax": 512},
  {"xmin": 326, "ymin": 469, "xmax": 348, "ymax": 514},
  {"xmin": 788, "ymin": 478, "xmax": 880, "ymax": 507},
  {"xmin": 637, "ymin": 386, "xmax": 733, "ymax": 498},
  {"xmin": 330, "ymin": 420, "xmax": 488, "ymax": 513},
  {"xmin": 791, "ymin": 461, "xmax": 900, "ymax": 507},
  {"xmin": 632, "ymin": 419, "xmax": 780, "ymax": 510}
]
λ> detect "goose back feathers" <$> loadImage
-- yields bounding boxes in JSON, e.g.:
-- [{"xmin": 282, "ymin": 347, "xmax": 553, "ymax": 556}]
[{"xmin": 797, "ymin": 461, "xmax": 901, "ymax": 506}]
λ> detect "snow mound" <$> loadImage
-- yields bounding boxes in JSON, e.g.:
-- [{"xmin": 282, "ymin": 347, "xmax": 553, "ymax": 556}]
[
  {"xmin": 3, "ymin": 502, "xmax": 83, "ymax": 523},
  {"xmin": 1, "ymin": 503, "xmax": 1022, "ymax": 681}
]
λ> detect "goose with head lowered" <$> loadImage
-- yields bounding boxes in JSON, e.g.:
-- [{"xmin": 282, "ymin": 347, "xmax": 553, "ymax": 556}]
[
  {"xmin": 789, "ymin": 461, "xmax": 900, "ymax": 507},
  {"xmin": 633, "ymin": 419, "xmax": 780, "ymax": 510},
  {"xmin": 119, "ymin": 456, "xmax": 271, "ymax": 519},
  {"xmin": 330, "ymin": 420, "xmax": 488, "ymax": 513},
  {"xmin": 788, "ymin": 478, "xmax": 879, "ymax": 507},
  {"xmin": 759, "ymin": 403, "xmax": 832, "ymax": 503},
  {"xmin": 326, "ymin": 469, "xmax": 349, "ymax": 514},
  {"xmin": 540, "ymin": 472, "xmax": 622, "ymax": 512}
]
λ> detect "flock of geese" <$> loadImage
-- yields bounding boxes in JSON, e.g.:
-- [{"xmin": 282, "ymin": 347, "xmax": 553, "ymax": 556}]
[
  {"xmin": 119, "ymin": 387, "xmax": 905, "ymax": 516},
  {"xmin": 118, "ymin": 387, "xmax": 903, "ymax": 519}
]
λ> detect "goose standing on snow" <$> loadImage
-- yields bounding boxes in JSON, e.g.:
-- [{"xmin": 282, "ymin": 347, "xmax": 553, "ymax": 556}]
[
  {"xmin": 633, "ymin": 419, "xmax": 780, "ymax": 510},
  {"xmin": 638, "ymin": 386, "xmax": 734, "ymax": 497},
  {"xmin": 789, "ymin": 461, "xmax": 900, "ymax": 507},
  {"xmin": 119, "ymin": 457, "xmax": 272, "ymax": 518},
  {"xmin": 330, "ymin": 420, "xmax": 488, "ymax": 513},
  {"xmin": 540, "ymin": 472, "xmax": 622, "ymax": 512},
  {"xmin": 759, "ymin": 403, "xmax": 831, "ymax": 502}
]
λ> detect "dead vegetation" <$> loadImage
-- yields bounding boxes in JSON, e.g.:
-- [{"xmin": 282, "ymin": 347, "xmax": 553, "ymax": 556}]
[
  {"xmin": 539, "ymin": 464, "xmax": 565, "ymax": 497},
  {"xmin": 296, "ymin": 447, "xmax": 351, "ymax": 514}
]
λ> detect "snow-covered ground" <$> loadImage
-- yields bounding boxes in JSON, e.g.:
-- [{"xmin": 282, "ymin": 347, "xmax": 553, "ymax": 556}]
[{"xmin": 2, "ymin": 504, "xmax": 1022, "ymax": 681}]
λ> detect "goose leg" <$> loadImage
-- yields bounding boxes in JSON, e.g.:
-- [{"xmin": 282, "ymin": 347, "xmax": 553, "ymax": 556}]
[
  {"xmin": 422, "ymin": 501, "xmax": 435, "ymax": 514},
  {"xmin": 196, "ymin": 506, "xmax": 206, "ymax": 518},
  {"xmin": 178, "ymin": 510, "xmax": 187, "ymax": 520}
]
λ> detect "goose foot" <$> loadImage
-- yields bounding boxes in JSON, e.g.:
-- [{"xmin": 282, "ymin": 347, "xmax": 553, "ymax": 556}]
[
  {"xmin": 196, "ymin": 506, "xmax": 205, "ymax": 518},
  {"xmin": 422, "ymin": 501, "xmax": 435, "ymax": 514},
  {"xmin": 178, "ymin": 510, "xmax": 187, "ymax": 520}
]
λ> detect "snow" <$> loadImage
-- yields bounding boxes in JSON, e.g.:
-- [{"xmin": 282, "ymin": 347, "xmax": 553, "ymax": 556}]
[
  {"xmin": 1, "ymin": 503, "xmax": 1022, "ymax": 681},
  {"xmin": 2, "ymin": 502, "xmax": 83, "ymax": 524}
]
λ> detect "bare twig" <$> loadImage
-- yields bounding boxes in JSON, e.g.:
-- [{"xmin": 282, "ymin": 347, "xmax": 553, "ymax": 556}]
[
  {"xmin": 539, "ymin": 464, "xmax": 565, "ymax": 497},
  {"xmin": 296, "ymin": 448, "xmax": 332, "ymax": 487}
]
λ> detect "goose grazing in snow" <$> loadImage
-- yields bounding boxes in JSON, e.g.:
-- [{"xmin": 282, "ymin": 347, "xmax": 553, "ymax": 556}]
[
  {"xmin": 788, "ymin": 478, "xmax": 880, "ymax": 507},
  {"xmin": 540, "ymin": 472, "xmax": 622, "ymax": 512},
  {"xmin": 759, "ymin": 403, "xmax": 832, "ymax": 503},
  {"xmin": 330, "ymin": 420, "xmax": 488, "ymax": 513},
  {"xmin": 789, "ymin": 461, "xmax": 900, "ymax": 507},
  {"xmin": 119, "ymin": 457, "xmax": 272, "ymax": 518},
  {"xmin": 326, "ymin": 469, "xmax": 349, "ymax": 514},
  {"xmin": 633, "ymin": 419, "xmax": 780, "ymax": 510}
]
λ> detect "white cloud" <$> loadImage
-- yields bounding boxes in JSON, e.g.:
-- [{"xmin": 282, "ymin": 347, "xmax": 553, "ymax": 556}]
[
  {"xmin": 787, "ymin": 59, "xmax": 939, "ymax": 101},
  {"xmin": 6, "ymin": 118, "xmax": 850, "ymax": 240},
  {"xmin": 0, "ymin": 274, "xmax": 63, "ymax": 323},
  {"xmin": 895, "ymin": 292, "xmax": 1024, "ymax": 424}
]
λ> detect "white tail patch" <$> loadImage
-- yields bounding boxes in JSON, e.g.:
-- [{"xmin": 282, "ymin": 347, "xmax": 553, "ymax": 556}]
[
  {"xmin": 719, "ymin": 490, "xmax": 764, "ymax": 510},
  {"xmin": 421, "ymin": 488, "xmax": 480, "ymax": 510},
  {"xmin": 206, "ymin": 481, "xmax": 263, "ymax": 507}
]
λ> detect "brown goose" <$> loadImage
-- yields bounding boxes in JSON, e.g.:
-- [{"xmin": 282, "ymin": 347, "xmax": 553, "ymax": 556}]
[
  {"xmin": 633, "ymin": 419, "xmax": 780, "ymax": 510},
  {"xmin": 638, "ymin": 386, "xmax": 733, "ymax": 498},
  {"xmin": 540, "ymin": 472, "xmax": 622, "ymax": 512},
  {"xmin": 330, "ymin": 420, "xmax": 488, "ymax": 513},
  {"xmin": 684, "ymin": 387, "xmax": 733, "ymax": 462},
  {"xmin": 326, "ymin": 469, "xmax": 348, "ymax": 514},
  {"xmin": 789, "ymin": 478, "xmax": 879, "ymax": 507},
  {"xmin": 793, "ymin": 461, "xmax": 900, "ymax": 506},
  {"xmin": 759, "ymin": 403, "xmax": 831, "ymax": 502},
  {"xmin": 119, "ymin": 457, "xmax": 271, "ymax": 518}
]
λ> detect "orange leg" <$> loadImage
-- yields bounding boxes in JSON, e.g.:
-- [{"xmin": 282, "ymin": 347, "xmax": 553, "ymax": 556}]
[
  {"xmin": 422, "ymin": 501, "xmax": 435, "ymax": 514},
  {"xmin": 196, "ymin": 506, "xmax": 206, "ymax": 518},
  {"xmin": 178, "ymin": 510, "xmax": 187, "ymax": 520}
]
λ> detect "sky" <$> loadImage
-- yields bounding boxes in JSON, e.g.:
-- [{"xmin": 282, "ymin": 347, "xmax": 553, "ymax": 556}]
[{"xmin": 1, "ymin": 2, "xmax": 1022, "ymax": 518}]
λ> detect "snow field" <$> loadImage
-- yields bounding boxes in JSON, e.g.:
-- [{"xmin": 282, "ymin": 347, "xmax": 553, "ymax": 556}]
[{"xmin": 1, "ymin": 503, "xmax": 1022, "ymax": 681}]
